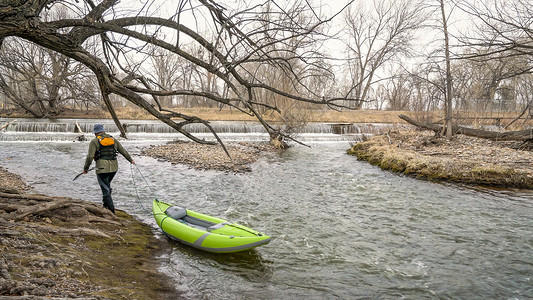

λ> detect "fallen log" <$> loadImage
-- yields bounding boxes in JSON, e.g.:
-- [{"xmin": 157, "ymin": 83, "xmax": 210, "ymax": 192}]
[
  {"xmin": 75, "ymin": 120, "xmax": 84, "ymax": 133},
  {"xmin": 74, "ymin": 120, "xmax": 87, "ymax": 141},
  {"xmin": 399, "ymin": 114, "xmax": 533, "ymax": 141},
  {"xmin": 0, "ymin": 119, "xmax": 17, "ymax": 131}
]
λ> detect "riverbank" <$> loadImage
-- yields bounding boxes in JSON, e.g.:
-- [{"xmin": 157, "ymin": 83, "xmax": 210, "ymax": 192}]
[
  {"xmin": 347, "ymin": 131, "xmax": 533, "ymax": 189},
  {"xmin": 1, "ymin": 107, "xmax": 414, "ymax": 123},
  {"xmin": 0, "ymin": 167, "xmax": 178, "ymax": 299}
]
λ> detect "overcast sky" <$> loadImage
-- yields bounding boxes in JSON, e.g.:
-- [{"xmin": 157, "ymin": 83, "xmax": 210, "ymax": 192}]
[{"xmin": 107, "ymin": 0, "xmax": 477, "ymax": 75}]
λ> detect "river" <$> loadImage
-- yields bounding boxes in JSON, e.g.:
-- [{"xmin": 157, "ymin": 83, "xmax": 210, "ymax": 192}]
[{"xmin": 0, "ymin": 118, "xmax": 531, "ymax": 299}]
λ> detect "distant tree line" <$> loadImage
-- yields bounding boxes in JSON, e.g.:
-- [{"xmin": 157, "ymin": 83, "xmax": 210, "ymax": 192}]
[{"xmin": 0, "ymin": 0, "xmax": 531, "ymax": 143}]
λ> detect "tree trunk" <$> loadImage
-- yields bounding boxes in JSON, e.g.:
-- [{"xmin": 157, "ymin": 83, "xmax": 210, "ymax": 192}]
[
  {"xmin": 0, "ymin": 119, "xmax": 16, "ymax": 131},
  {"xmin": 399, "ymin": 114, "xmax": 533, "ymax": 141},
  {"xmin": 440, "ymin": 0, "xmax": 453, "ymax": 139},
  {"xmin": 101, "ymin": 92, "xmax": 127, "ymax": 138}
]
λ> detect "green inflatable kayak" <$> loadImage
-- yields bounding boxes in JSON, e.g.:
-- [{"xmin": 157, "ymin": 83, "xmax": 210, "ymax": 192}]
[{"xmin": 152, "ymin": 199, "xmax": 271, "ymax": 253}]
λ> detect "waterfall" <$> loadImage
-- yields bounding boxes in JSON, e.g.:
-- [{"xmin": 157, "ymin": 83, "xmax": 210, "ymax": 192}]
[{"xmin": 0, "ymin": 118, "xmax": 407, "ymax": 142}]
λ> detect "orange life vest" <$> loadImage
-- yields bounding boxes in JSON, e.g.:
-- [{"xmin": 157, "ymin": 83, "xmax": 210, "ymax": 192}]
[{"xmin": 95, "ymin": 135, "xmax": 117, "ymax": 160}]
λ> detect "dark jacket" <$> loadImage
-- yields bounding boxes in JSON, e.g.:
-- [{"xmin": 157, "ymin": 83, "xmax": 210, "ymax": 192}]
[{"xmin": 84, "ymin": 133, "xmax": 133, "ymax": 174}]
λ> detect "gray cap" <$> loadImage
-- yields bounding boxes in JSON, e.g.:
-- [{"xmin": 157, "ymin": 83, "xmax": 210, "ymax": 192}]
[{"xmin": 92, "ymin": 124, "xmax": 105, "ymax": 134}]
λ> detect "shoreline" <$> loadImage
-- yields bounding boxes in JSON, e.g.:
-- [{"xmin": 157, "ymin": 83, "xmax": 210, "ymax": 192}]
[
  {"xmin": 347, "ymin": 131, "xmax": 533, "ymax": 189},
  {"xmin": 0, "ymin": 166, "xmax": 179, "ymax": 298},
  {"xmin": 140, "ymin": 132, "xmax": 532, "ymax": 189}
]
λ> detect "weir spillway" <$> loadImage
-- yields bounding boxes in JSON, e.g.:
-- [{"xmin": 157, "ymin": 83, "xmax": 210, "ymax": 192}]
[{"xmin": 0, "ymin": 118, "xmax": 408, "ymax": 142}]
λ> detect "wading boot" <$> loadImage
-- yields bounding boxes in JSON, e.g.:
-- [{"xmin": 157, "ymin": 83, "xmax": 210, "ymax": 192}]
[{"xmin": 102, "ymin": 195, "xmax": 115, "ymax": 214}]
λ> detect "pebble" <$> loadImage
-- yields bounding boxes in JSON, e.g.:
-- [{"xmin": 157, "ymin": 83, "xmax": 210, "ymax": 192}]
[{"xmin": 141, "ymin": 141, "xmax": 277, "ymax": 172}]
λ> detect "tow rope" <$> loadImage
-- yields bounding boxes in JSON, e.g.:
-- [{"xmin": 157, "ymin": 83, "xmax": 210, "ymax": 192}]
[{"xmin": 130, "ymin": 164, "xmax": 158, "ymax": 213}]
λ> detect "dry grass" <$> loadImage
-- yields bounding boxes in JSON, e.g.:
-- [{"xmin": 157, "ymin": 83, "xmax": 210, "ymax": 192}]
[
  {"xmin": 102, "ymin": 107, "xmax": 417, "ymax": 123},
  {"xmin": 347, "ymin": 131, "xmax": 533, "ymax": 188},
  {"xmin": 107, "ymin": 108, "xmax": 533, "ymax": 128},
  {"xmin": 3, "ymin": 106, "xmax": 530, "ymax": 129},
  {"xmin": 1, "ymin": 106, "xmax": 417, "ymax": 123}
]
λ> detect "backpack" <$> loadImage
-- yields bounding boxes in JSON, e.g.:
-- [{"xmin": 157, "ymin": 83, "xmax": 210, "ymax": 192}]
[{"xmin": 94, "ymin": 135, "xmax": 117, "ymax": 160}]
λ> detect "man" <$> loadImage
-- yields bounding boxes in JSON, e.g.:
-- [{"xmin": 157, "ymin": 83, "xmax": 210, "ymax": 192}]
[{"xmin": 83, "ymin": 124, "xmax": 135, "ymax": 214}]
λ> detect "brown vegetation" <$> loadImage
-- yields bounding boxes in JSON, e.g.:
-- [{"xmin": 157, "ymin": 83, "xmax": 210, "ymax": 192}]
[
  {"xmin": 0, "ymin": 166, "xmax": 177, "ymax": 299},
  {"xmin": 4, "ymin": 107, "xmax": 529, "ymax": 129},
  {"xmin": 348, "ymin": 131, "xmax": 533, "ymax": 188},
  {"xmin": 2, "ymin": 107, "xmax": 416, "ymax": 124}
]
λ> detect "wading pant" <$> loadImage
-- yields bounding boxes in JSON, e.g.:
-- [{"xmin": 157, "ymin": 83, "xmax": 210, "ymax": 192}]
[{"xmin": 97, "ymin": 172, "xmax": 116, "ymax": 213}]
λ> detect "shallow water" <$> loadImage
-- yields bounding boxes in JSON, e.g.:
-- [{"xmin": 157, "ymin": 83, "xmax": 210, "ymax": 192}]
[{"xmin": 0, "ymin": 135, "xmax": 531, "ymax": 299}]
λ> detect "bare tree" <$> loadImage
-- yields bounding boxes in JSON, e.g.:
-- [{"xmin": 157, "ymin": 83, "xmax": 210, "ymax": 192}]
[
  {"xmin": 437, "ymin": 0, "xmax": 454, "ymax": 138},
  {"xmin": 341, "ymin": 0, "xmax": 423, "ymax": 109},
  {"xmin": 400, "ymin": 0, "xmax": 533, "ymax": 141},
  {"xmin": 398, "ymin": 0, "xmax": 459, "ymax": 135},
  {"xmin": 455, "ymin": 0, "xmax": 533, "ymax": 69},
  {"xmin": 0, "ymin": 37, "xmax": 99, "ymax": 117},
  {"xmin": 377, "ymin": 68, "xmax": 414, "ymax": 111},
  {"xmin": 507, "ymin": 73, "xmax": 533, "ymax": 128},
  {"xmin": 149, "ymin": 48, "xmax": 182, "ymax": 107},
  {"xmin": 0, "ymin": 0, "xmax": 356, "ymax": 149},
  {"xmin": 452, "ymin": 51, "xmax": 527, "ymax": 113},
  {"xmin": 149, "ymin": 44, "xmax": 226, "ymax": 108},
  {"xmin": 454, "ymin": 0, "xmax": 532, "ymax": 125}
]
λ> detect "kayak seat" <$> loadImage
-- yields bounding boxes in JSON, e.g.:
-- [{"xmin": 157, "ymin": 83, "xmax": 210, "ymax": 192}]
[{"xmin": 165, "ymin": 206, "xmax": 187, "ymax": 219}]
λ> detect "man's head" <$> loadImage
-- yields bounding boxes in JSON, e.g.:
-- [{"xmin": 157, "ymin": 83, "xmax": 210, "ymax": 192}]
[{"xmin": 93, "ymin": 124, "xmax": 105, "ymax": 135}]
